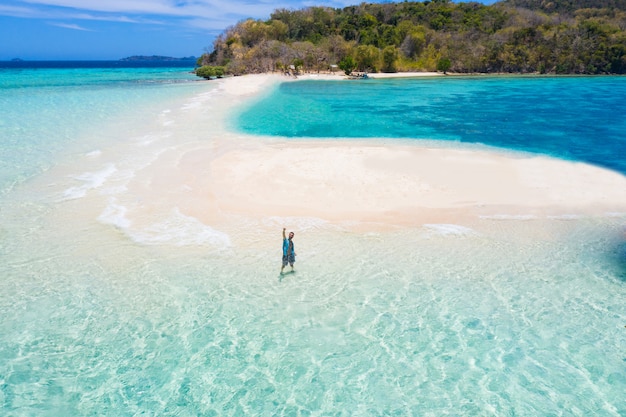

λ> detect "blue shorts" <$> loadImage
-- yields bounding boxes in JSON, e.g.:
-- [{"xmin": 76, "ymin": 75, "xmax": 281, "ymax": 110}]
[{"xmin": 282, "ymin": 253, "xmax": 295, "ymax": 266}]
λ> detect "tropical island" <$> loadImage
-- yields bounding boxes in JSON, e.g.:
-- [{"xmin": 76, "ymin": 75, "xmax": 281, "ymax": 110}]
[{"xmin": 196, "ymin": 0, "xmax": 626, "ymax": 77}]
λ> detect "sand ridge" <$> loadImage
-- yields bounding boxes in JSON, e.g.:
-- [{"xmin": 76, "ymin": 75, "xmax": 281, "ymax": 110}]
[{"xmin": 174, "ymin": 73, "xmax": 626, "ymax": 228}]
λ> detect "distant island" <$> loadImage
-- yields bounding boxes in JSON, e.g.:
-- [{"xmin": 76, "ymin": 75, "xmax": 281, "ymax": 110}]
[
  {"xmin": 198, "ymin": 0, "xmax": 626, "ymax": 76},
  {"xmin": 120, "ymin": 55, "xmax": 197, "ymax": 62}
]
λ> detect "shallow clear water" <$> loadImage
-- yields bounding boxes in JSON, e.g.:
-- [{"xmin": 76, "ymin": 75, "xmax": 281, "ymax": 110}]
[
  {"xmin": 2, "ymin": 216, "xmax": 626, "ymax": 416},
  {"xmin": 0, "ymin": 65, "xmax": 201, "ymax": 196},
  {"xmin": 235, "ymin": 76, "xmax": 626, "ymax": 175},
  {"xmin": 1, "ymin": 68, "xmax": 625, "ymax": 416}
]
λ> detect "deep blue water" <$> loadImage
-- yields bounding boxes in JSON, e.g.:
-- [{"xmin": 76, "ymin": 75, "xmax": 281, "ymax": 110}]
[
  {"xmin": 0, "ymin": 60, "xmax": 197, "ymax": 69},
  {"xmin": 236, "ymin": 76, "xmax": 626, "ymax": 175}
]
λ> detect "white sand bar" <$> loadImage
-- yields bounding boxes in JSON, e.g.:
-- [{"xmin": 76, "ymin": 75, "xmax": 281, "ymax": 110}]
[
  {"xmin": 178, "ymin": 74, "xmax": 626, "ymax": 228},
  {"xmin": 52, "ymin": 73, "xmax": 626, "ymax": 243},
  {"xmin": 207, "ymin": 140, "xmax": 626, "ymax": 224}
]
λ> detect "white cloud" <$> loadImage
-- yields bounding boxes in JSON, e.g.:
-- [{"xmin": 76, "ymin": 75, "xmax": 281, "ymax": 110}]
[
  {"xmin": 22, "ymin": 0, "xmax": 185, "ymax": 15},
  {"xmin": 1, "ymin": 0, "xmax": 303, "ymax": 31},
  {"xmin": 0, "ymin": 4, "xmax": 42, "ymax": 18},
  {"xmin": 49, "ymin": 21, "xmax": 95, "ymax": 31},
  {"xmin": 0, "ymin": 4, "xmax": 165, "ymax": 25},
  {"xmin": 16, "ymin": 0, "xmax": 290, "ymax": 19},
  {"xmin": 69, "ymin": 12, "xmax": 164, "ymax": 25},
  {"xmin": 185, "ymin": 16, "xmax": 238, "ymax": 31}
]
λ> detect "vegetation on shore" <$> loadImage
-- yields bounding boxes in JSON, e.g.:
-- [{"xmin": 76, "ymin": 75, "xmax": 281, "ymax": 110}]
[{"xmin": 196, "ymin": 0, "xmax": 626, "ymax": 77}]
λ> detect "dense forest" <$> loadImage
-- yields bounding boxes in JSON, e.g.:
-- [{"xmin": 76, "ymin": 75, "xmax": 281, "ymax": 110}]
[{"xmin": 197, "ymin": 0, "xmax": 626, "ymax": 75}]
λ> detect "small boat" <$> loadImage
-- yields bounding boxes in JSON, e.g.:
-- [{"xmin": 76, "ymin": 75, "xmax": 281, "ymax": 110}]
[{"xmin": 348, "ymin": 72, "xmax": 368, "ymax": 80}]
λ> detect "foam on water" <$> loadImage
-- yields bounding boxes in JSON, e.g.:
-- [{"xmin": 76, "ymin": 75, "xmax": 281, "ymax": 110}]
[
  {"xmin": 423, "ymin": 223, "xmax": 477, "ymax": 236},
  {"xmin": 607, "ymin": 212, "xmax": 626, "ymax": 218},
  {"xmin": 479, "ymin": 214, "xmax": 540, "ymax": 221},
  {"xmin": 547, "ymin": 214, "xmax": 586, "ymax": 220},
  {"xmin": 97, "ymin": 197, "xmax": 132, "ymax": 229},
  {"xmin": 62, "ymin": 163, "xmax": 118, "ymax": 200},
  {"xmin": 126, "ymin": 208, "xmax": 232, "ymax": 248}
]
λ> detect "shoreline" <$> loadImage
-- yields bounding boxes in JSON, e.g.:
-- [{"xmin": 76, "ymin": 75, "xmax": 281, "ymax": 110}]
[
  {"xmin": 292, "ymin": 71, "xmax": 442, "ymax": 80},
  {"xmin": 182, "ymin": 73, "xmax": 626, "ymax": 230},
  {"xmin": 36, "ymin": 72, "xmax": 626, "ymax": 248},
  {"xmin": 225, "ymin": 70, "xmax": 621, "ymax": 82}
]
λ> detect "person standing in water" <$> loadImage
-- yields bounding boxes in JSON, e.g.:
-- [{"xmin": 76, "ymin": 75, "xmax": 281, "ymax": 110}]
[{"xmin": 281, "ymin": 228, "xmax": 296, "ymax": 273}]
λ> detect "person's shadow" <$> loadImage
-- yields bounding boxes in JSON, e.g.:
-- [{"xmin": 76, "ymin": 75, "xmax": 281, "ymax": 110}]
[{"xmin": 278, "ymin": 270, "xmax": 296, "ymax": 282}]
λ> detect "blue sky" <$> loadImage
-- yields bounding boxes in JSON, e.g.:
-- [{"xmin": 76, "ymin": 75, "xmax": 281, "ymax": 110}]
[{"xmin": 0, "ymin": 0, "xmax": 497, "ymax": 60}]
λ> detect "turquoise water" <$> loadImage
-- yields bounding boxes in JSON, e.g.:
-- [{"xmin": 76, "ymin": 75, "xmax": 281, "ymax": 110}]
[
  {"xmin": 0, "ymin": 65, "xmax": 200, "ymax": 196},
  {"xmin": 1, "ymin": 68, "xmax": 626, "ymax": 416},
  {"xmin": 236, "ymin": 76, "xmax": 626, "ymax": 175}
]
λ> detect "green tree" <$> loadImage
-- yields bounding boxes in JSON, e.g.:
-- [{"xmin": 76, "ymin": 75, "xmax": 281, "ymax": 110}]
[
  {"xmin": 202, "ymin": 0, "xmax": 626, "ymax": 75},
  {"xmin": 400, "ymin": 28, "xmax": 427, "ymax": 58},
  {"xmin": 339, "ymin": 55, "xmax": 357, "ymax": 75},
  {"xmin": 355, "ymin": 44, "xmax": 381, "ymax": 72},
  {"xmin": 382, "ymin": 45, "xmax": 399, "ymax": 72},
  {"xmin": 292, "ymin": 57, "xmax": 304, "ymax": 73},
  {"xmin": 214, "ymin": 66, "xmax": 225, "ymax": 78},
  {"xmin": 437, "ymin": 57, "xmax": 451, "ymax": 73},
  {"xmin": 195, "ymin": 65, "xmax": 216, "ymax": 79}
]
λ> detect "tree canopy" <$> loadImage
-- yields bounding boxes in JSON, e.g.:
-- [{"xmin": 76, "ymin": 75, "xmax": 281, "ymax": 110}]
[{"xmin": 197, "ymin": 0, "xmax": 626, "ymax": 75}]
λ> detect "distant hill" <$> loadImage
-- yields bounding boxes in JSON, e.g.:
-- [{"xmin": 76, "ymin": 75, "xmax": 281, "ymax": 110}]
[{"xmin": 120, "ymin": 55, "xmax": 197, "ymax": 62}]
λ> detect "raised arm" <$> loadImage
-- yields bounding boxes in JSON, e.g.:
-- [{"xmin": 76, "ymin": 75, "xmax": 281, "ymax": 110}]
[{"xmin": 282, "ymin": 227, "xmax": 286, "ymax": 239}]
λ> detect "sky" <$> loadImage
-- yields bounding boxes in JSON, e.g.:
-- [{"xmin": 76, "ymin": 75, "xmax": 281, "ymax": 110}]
[{"xmin": 0, "ymin": 0, "xmax": 497, "ymax": 60}]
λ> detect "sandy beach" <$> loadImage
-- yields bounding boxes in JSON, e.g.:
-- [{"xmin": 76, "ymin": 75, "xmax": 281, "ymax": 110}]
[
  {"xmin": 296, "ymin": 71, "xmax": 442, "ymax": 79},
  {"xmin": 167, "ymin": 73, "xmax": 626, "ymax": 231}
]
